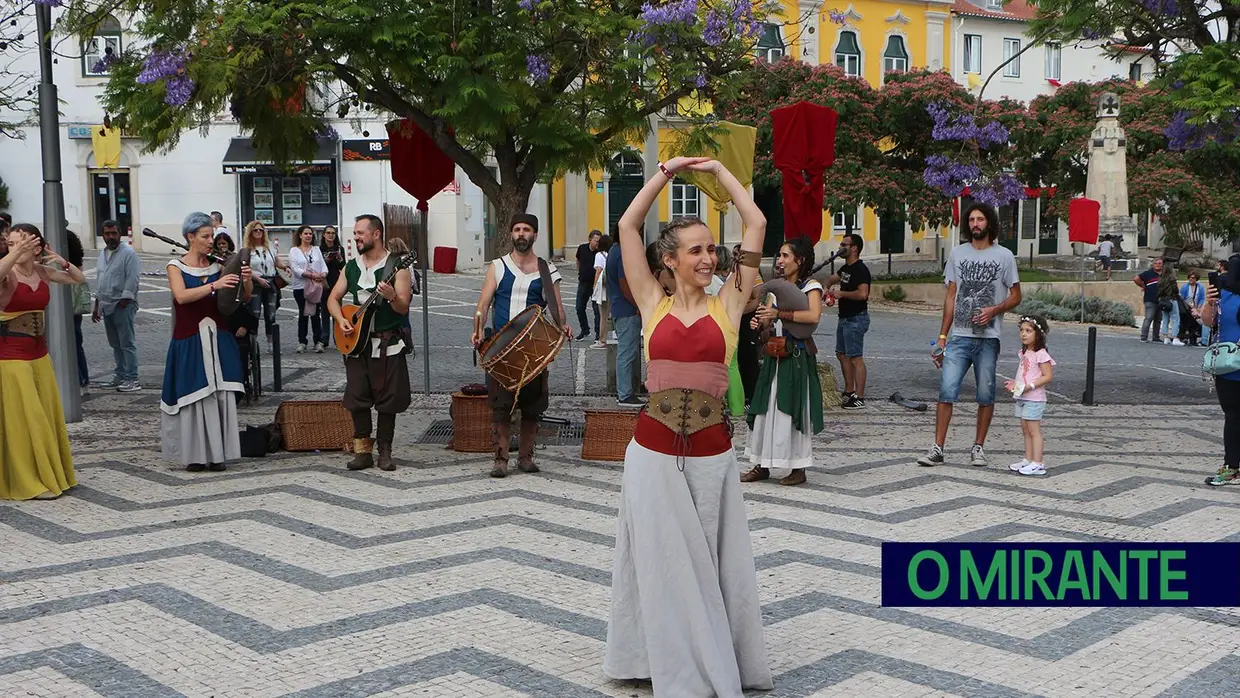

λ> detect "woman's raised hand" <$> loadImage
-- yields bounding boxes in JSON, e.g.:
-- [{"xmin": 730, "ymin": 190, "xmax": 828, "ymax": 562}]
[
  {"xmin": 662, "ymin": 156, "xmax": 713, "ymax": 176},
  {"xmin": 682, "ymin": 158, "xmax": 723, "ymax": 175}
]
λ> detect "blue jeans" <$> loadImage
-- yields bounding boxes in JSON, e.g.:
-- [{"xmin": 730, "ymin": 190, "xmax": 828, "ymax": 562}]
[
  {"xmin": 938, "ymin": 336, "xmax": 1000, "ymax": 405},
  {"xmin": 614, "ymin": 314, "xmax": 641, "ymax": 401},
  {"xmin": 73, "ymin": 314, "xmax": 88, "ymax": 387},
  {"xmin": 1160, "ymin": 301, "xmax": 1180, "ymax": 340},
  {"xmin": 249, "ymin": 281, "xmax": 280, "ymax": 337},
  {"xmin": 103, "ymin": 302, "xmax": 139, "ymax": 382},
  {"xmin": 835, "ymin": 312, "xmax": 870, "ymax": 358}
]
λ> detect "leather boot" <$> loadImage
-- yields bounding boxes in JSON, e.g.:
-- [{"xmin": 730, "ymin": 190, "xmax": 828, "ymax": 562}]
[
  {"xmin": 348, "ymin": 438, "xmax": 374, "ymax": 470},
  {"xmin": 376, "ymin": 442, "xmax": 395, "ymax": 471},
  {"xmin": 740, "ymin": 466, "xmax": 769, "ymax": 482},
  {"xmin": 490, "ymin": 421, "xmax": 511, "ymax": 478},
  {"xmin": 517, "ymin": 418, "xmax": 539, "ymax": 473},
  {"xmin": 779, "ymin": 468, "xmax": 807, "ymax": 486}
]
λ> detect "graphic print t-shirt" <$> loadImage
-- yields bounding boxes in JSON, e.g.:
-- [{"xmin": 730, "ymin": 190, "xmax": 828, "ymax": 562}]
[{"xmin": 944, "ymin": 242, "xmax": 1019, "ymax": 340}]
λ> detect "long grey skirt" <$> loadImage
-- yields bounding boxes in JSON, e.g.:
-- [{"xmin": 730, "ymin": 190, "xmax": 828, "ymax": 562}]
[
  {"xmin": 161, "ymin": 391, "xmax": 240, "ymax": 466},
  {"xmin": 604, "ymin": 439, "xmax": 772, "ymax": 697}
]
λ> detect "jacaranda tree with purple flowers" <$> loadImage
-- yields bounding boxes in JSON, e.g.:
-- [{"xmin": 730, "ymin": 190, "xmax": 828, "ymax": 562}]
[{"xmin": 56, "ymin": 0, "xmax": 770, "ymax": 239}]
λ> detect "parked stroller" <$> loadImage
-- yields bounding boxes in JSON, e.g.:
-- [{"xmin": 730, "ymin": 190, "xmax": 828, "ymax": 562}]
[{"xmin": 1178, "ymin": 296, "xmax": 1206, "ymax": 347}]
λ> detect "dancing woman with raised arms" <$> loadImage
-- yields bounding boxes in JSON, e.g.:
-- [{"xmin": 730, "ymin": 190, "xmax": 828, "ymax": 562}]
[{"xmin": 603, "ymin": 156, "xmax": 772, "ymax": 697}]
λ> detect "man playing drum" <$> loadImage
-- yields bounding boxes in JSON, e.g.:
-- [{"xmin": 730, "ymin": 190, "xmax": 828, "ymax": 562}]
[
  {"xmin": 327, "ymin": 214, "xmax": 414, "ymax": 472},
  {"xmin": 471, "ymin": 214, "xmax": 571, "ymax": 478}
]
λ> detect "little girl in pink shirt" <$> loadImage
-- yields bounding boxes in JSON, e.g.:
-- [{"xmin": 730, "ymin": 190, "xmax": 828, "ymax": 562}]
[{"xmin": 1004, "ymin": 316, "xmax": 1055, "ymax": 476}]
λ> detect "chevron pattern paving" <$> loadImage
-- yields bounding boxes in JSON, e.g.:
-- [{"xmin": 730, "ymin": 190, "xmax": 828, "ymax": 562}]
[{"xmin": 3, "ymin": 394, "xmax": 1240, "ymax": 697}]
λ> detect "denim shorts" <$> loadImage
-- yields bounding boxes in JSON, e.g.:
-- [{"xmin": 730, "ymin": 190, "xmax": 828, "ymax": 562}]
[
  {"xmin": 938, "ymin": 336, "xmax": 1001, "ymax": 405},
  {"xmin": 835, "ymin": 312, "xmax": 870, "ymax": 358},
  {"xmin": 1014, "ymin": 399, "xmax": 1046, "ymax": 421}
]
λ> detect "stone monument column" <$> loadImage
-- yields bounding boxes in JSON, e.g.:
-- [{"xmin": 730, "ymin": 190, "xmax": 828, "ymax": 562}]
[{"xmin": 1084, "ymin": 92, "xmax": 1138, "ymax": 254}]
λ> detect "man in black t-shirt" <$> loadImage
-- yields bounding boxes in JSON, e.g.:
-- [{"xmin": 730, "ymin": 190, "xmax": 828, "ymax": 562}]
[
  {"xmin": 574, "ymin": 230, "xmax": 602, "ymax": 340},
  {"xmin": 826, "ymin": 233, "xmax": 872, "ymax": 409}
]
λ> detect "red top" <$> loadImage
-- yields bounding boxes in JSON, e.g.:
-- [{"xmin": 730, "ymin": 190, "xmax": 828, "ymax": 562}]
[
  {"xmin": 634, "ymin": 313, "xmax": 732, "ymax": 457},
  {"xmin": 0, "ymin": 278, "xmax": 50, "ymax": 360}
]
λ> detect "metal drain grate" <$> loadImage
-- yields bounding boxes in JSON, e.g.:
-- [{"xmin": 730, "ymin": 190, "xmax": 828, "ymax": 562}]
[{"xmin": 416, "ymin": 419, "xmax": 585, "ymax": 446}]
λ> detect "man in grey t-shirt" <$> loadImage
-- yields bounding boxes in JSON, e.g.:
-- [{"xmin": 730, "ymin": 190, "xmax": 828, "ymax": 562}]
[{"xmin": 917, "ymin": 203, "xmax": 1021, "ymax": 468}]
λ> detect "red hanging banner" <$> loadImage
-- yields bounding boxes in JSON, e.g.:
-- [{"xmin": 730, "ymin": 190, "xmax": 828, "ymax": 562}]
[
  {"xmin": 1068, "ymin": 197, "xmax": 1101, "ymax": 245},
  {"xmin": 386, "ymin": 119, "xmax": 455, "ymax": 211},
  {"xmin": 770, "ymin": 101, "xmax": 838, "ymax": 245}
]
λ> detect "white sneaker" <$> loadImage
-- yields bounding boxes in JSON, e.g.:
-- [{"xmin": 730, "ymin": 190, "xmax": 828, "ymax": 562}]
[
  {"xmin": 297, "ymin": 343, "xmax": 307, "ymax": 353},
  {"xmin": 315, "ymin": 343, "xmax": 325, "ymax": 353},
  {"xmin": 1018, "ymin": 462, "xmax": 1047, "ymax": 476},
  {"xmin": 970, "ymin": 444, "xmax": 989, "ymax": 467},
  {"xmin": 1172, "ymin": 339, "xmax": 1185, "ymax": 346},
  {"xmin": 1009, "ymin": 458, "xmax": 1029, "ymax": 472},
  {"xmin": 1163, "ymin": 338, "xmax": 1171, "ymax": 345}
]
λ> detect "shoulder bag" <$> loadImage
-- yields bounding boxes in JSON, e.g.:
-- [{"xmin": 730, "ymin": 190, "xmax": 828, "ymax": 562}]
[{"xmin": 1202, "ymin": 295, "xmax": 1240, "ymax": 375}]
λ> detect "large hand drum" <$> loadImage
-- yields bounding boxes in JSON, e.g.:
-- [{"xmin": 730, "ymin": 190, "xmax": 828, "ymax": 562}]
[{"xmin": 478, "ymin": 305, "xmax": 566, "ymax": 393}]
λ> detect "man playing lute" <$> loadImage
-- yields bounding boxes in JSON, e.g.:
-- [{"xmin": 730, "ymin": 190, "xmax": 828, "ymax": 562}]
[{"xmin": 328, "ymin": 214, "xmax": 413, "ymax": 471}]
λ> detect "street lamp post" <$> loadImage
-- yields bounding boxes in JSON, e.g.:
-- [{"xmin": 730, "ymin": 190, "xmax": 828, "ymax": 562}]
[{"xmin": 35, "ymin": 3, "xmax": 82, "ymax": 423}]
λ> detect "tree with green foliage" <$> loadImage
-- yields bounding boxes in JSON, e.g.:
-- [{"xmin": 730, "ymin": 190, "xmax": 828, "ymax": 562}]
[
  {"xmin": 712, "ymin": 58, "xmax": 884, "ymax": 239},
  {"xmin": 63, "ymin": 0, "xmax": 769, "ymax": 235},
  {"xmin": 1013, "ymin": 79, "xmax": 1240, "ymax": 240},
  {"xmin": 1030, "ymin": 0, "xmax": 1240, "ymax": 131}
]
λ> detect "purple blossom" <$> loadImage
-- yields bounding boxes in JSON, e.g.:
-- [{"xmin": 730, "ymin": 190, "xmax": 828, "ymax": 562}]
[
  {"xmin": 519, "ymin": 0, "xmax": 535, "ymax": 10},
  {"xmin": 703, "ymin": 9, "xmax": 727, "ymax": 46},
  {"xmin": 162, "ymin": 74, "xmax": 194, "ymax": 107},
  {"xmin": 90, "ymin": 51, "xmax": 116, "ymax": 75},
  {"xmin": 970, "ymin": 173, "xmax": 1026, "ymax": 207},
  {"xmin": 1171, "ymin": 79, "xmax": 1184, "ymax": 90},
  {"xmin": 316, "ymin": 123, "xmax": 340, "ymax": 140},
  {"xmin": 828, "ymin": 9, "xmax": 847, "ymax": 24},
  {"xmin": 922, "ymin": 155, "xmax": 981, "ymax": 198},
  {"xmin": 136, "ymin": 50, "xmax": 186, "ymax": 85},
  {"xmin": 1139, "ymin": 0, "xmax": 1178, "ymax": 17},
  {"xmin": 927, "ymin": 102, "xmax": 1009, "ymax": 148},
  {"xmin": 526, "ymin": 54, "xmax": 551, "ymax": 83},
  {"xmin": 640, "ymin": 0, "xmax": 699, "ymax": 27},
  {"xmin": 694, "ymin": 73, "xmax": 708, "ymax": 88},
  {"xmin": 1163, "ymin": 109, "xmax": 1240, "ymax": 150}
]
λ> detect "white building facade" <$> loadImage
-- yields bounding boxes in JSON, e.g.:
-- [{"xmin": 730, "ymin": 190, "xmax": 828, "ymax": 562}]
[{"xmin": 0, "ymin": 12, "xmax": 537, "ymax": 270}]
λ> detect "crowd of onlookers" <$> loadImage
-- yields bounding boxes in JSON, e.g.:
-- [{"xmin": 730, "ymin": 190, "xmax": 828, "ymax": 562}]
[{"xmin": 1135, "ymin": 255, "xmax": 1225, "ymax": 347}]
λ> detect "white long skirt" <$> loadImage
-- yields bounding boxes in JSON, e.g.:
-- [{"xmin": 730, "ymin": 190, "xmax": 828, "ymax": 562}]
[
  {"xmin": 161, "ymin": 391, "xmax": 241, "ymax": 466},
  {"xmin": 746, "ymin": 362, "xmax": 814, "ymax": 477},
  {"xmin": 604, "ymin": 439, "xmax": 772, "ymax": 697}
]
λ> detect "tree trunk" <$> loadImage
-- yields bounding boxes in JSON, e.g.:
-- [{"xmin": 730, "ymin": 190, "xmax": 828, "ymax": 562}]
[{"xmin": 489, "ymin": 184, "xmax": 533, "ymax": 259}]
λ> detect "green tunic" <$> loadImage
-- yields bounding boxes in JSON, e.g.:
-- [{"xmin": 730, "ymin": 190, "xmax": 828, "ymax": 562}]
[{"xmin": 345, "ymin": 256, "xmax": 402, "ymax": 333}]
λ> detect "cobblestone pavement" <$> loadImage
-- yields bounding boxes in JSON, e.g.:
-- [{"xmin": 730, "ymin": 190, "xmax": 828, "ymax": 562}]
[{"xmin": 3, "ymin": 393, "xmax": 1240, "ymax": 697}]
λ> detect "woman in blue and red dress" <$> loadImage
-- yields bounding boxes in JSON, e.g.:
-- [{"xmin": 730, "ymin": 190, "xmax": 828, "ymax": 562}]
[
  {"xmin": 161, "ymin": 212, "xmax": 252, "ymax": 471},
  {"xmin": 603, "ymin": 157, "xmax": 773, "ymax": 697},
  {"xmin": 0, "ymin": 223, "xmax": 88, "ymax": 500}
]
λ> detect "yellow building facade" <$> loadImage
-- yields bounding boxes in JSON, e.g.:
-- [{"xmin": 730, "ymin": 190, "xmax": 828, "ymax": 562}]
[{"xmin": 551, "ymin": 0, "xmax": 954, "ymax": 258}]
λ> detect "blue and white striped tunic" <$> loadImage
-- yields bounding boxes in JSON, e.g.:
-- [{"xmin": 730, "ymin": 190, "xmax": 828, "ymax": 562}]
[{"xmin": 490, "ymin": 254, "xmax": 561, "ymax": 330}]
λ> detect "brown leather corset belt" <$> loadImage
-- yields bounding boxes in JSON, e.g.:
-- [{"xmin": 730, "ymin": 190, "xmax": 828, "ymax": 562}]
[
  {"xmin": 0, "ymin": 312, "xmax": 45, "ymax": 339},
  {"xmin": 644, "ymin": 388, "xmax": 727, "ymax": 436}
]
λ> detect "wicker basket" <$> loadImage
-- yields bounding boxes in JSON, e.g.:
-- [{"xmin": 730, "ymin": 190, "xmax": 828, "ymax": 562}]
[
  {"xmin": 275, "ymin": 400, "xmax": 353, "ymax": 451},
  {"xmin": 451, "ymin": 392, "xmax": 493, "ymax": 453},
  {"xmin": 582, "ymin": 409, "xmax": 640, "ymax": 462}
]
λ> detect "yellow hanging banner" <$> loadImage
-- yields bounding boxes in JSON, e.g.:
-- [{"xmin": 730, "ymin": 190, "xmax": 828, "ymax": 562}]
[
  {"xmin": 664, "ymin": 121, "xmax": 756, "ymax": 213},
  {"xmin": 91, "ymin": 125, "xmax": 121, "ymax": 168}
]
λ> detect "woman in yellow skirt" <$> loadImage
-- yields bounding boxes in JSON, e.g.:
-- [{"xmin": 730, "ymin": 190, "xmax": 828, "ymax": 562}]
[{"xmin": 1, "ymin": 223, "xmax": 87, "ymax": 500}]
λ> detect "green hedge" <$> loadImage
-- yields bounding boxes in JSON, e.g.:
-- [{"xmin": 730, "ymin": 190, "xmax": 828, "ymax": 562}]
[{"xmin": 1014, "ymin": 289, "xmax": 1135, "ymax": 327}]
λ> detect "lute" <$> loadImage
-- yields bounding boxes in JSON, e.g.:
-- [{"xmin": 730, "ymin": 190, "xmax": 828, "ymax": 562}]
[{"xmin": 334, "ymin": 254, "xmax": 416, "ymax": 357}]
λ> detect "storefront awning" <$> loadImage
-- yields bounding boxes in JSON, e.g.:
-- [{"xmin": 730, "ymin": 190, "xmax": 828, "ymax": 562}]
[{"xmin": 221, "ymin": 137, "xmax": 337, "ymax": 174}]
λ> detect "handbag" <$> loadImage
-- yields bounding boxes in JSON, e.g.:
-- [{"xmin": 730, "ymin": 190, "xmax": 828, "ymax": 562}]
[
  {"xmin": 71, "ymin": 283, "xmax": 93, "ymax": 315},
  {"xmin": 1203, "ymin": 295, "xmax": 1240, "ymax": 375}
]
